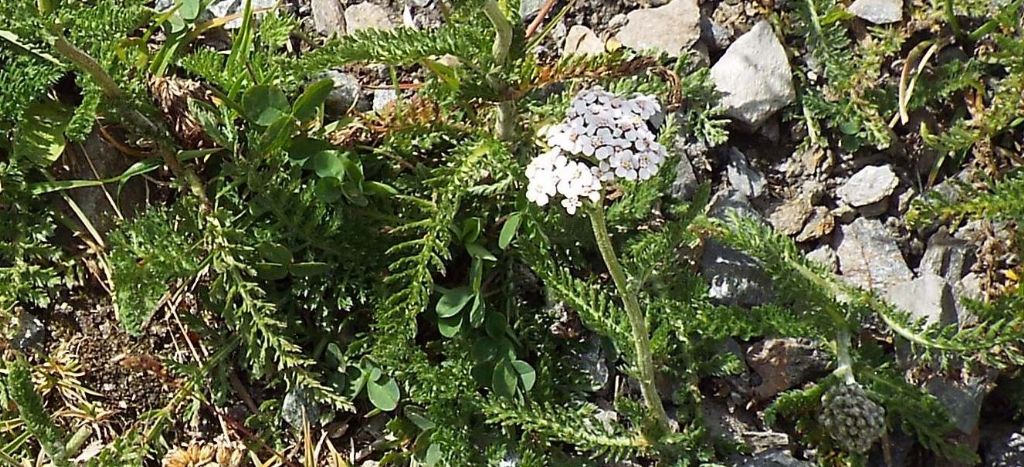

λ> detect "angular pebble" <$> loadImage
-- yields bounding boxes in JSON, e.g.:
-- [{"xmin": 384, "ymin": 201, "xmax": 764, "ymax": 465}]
[
  {"xmin": 345, "ymin": 2, "xmax": 394, "ymax": 33},
  {"xmin": 795, "ymin": 207, "xmax": 835, "ymax": 243},
  {"xmin": 746, "ymin": 338, "xmax": 829, "ymax": 400},
  {"xmin": 834, "ymin": 218, "xmax": 912, "ymax": 291},
  {"xmin": 806, "ymin": 245, "xmax": 839, "ymax": 272},
  {"xmin": 614, "ymin": 0, "xmax": 701, "ymax": 57},
  {"xmin": 702, "ymin": 240, "xmax": 774, "ymax": 307},
  {"xmin": 920, "ymin": 228, "xmax": 976, "ymax": 283},
  {"xmin": 726, "ymin": 148, "xmax": 766, "ymax": 199},
  {"xmin": 925, "ymin": 375, "xmax": 993, "ymax": 435},
  {"xmin": 519, "ymin": 0, "xmax": 542, "ymax": 20},
  {"xmin": 312, "ymin": 0, "xmax": 347, "ymax": 36},
  {"xmin": 710, "ymin": 21, "xmax": 795, "ymax": 128},
  {"xmin": 563, "ymin": 25, "xmax": 604, "ymax": 56},
  {"xmin": 769, "ymin": 198, "xmax": 813, "ymax": 237},
  {"xmin": 837, "ymin": 165, "xmax": 899, "ymax": 207},
  {"xmin": 848, "ymin": 0, "xmax": 903, "ymax": 24},
  {"xmin": 884, "ymin": 273, "xmax": 958, "ymax": 326}
]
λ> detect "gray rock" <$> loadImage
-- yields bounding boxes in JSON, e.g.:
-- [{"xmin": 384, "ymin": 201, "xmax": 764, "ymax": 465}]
[
  {"xmin": 848, "ymin": 0, "xmax": 903, "ymax": 24},
  {"xmin": 795, "ymin": 207, "xmax": 835, "ymax": 243},
  {"xmin": 856, "ymin": 199, "xmax": 890, "ymax": 218},
  {"xmin": 670, "ymin": 155, "xmax": 699, "ymax": 201},
  {"xmin": 958, "ymin": 272, "xmax": 985, "ymax": 303},
  {"xmin": 837, "ymin": 165, "xmax": 899, "ymax": 207},
  {"xmin": 926, "ymin": 375, "xmax": 993, "ymax": 435},
  {"xmin": 725, "ymin": 148, "xmax": 766, "ymax": 198},
  {"xmin": 769, "ymin": 198, "xmax": 813, "ymax": 236},
  {"xmin": 372, "ymin": 89, "xmax": 398, "ymax": 112},
  {"xmin": 572, "ymin": 336, "xmax": 610, "ymax": 391},
  {"xmin": 983, "ymin": 426, "xmax": 1024, "ymax": 467},
  {"xmin": 835, "ymin": 218, "xmax": 912, "ymax": 291},
  {"xmin": 345, "ymin": 2, "xmax": 394, "ymax": 33},
  {"xmin": 920, "ymin": 228, "xmax": 976, "ymax": 283},
  {"xmin": 807, "ymin": 245, "xmax": 839, "ymax": 272},
  {"xmin": 607, "ymin": 13, "xmax": 629, "ymax": 30},
  {"xmin": 746, "ymin": 338, "xmax": 830, "ymax": 400},
  {"xmin": 12, "ymin": 310, "xmax": 46, "ymax": 351},
  {"xmin": 709, "ymin": 188, "xmax": 761, "ymax": 221},
  {"xmin": 702, "ymin": 240, "xmax": 774, "ymax": 308},
  {"xmin": 710, "ymin": 20, "xmax": 795, "ymax": 128},
  {"xmin": 831, "ymin": 203, "xmax": 858, "ymax": 224},
  {"xmin": 734, "ymin": 450, "xmax": 814, "ymax": 467},
  {"xmin": 321, "ymin": 71, "xmax": 361, "ymax": 115},
  {"xmin": 897, "ymin": 186, "xmax": 917, "ymax": 214},
  {"xmin": 312, "ymin": 0, "xmax": 346, "ymax": 36},
  {"xmin": 884, "ymin": 273, "xmax": 958, "ymax": 326},
  {"xmin": 519, "ymin": 0, "xmax": 542, "ymax": 19},
  {"xmin": 703, "ymin": 401, "xmax": 790, "ymax": 454},
  {"xmin": 563, "ymin": 25, "xmax": 605, "ymax": 56},
  {"xmin": 208, "ymin": 0, "xmax": 277, "ymax": 29},
  {"xmin": 614, "ymin": 0, "xmax": 701, "ymax": 57},
  {"xmin": 60, "ymin": 130, "xmax": 146, "ymax": 233},
  {"xmin": 281, "ymin": 387, "xmax": 320, "ymax": 428},
  {"xmin": 701, "ymin": 18, "xmax": 733, "ymax": 51},
  {"xmin": 868, "ymin": 428, "xmax": 916, "ymax": 467}
]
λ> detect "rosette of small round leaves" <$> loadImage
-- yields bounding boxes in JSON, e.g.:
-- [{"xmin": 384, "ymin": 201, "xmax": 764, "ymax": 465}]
[{"xmin": 817, "ymin": 382, "xmax": 886, "ymax": 453}]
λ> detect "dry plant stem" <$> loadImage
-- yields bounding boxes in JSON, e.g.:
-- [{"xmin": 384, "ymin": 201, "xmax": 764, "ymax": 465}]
[
  {"xmin": 52, "ymin": 37, "xmax": 210, "ymax": 208},
  {"xmin": 587, "ymin": 203, "xmax": 670, "ymax": 437},
  {"xmin": 525, "ymin": 0, "xmax": 559, "ymax": 38}
]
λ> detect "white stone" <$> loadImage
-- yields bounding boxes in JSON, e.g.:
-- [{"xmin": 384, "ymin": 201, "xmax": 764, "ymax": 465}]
[
  {"xmin": 837, "ymin": 165, "xmax": 899, "ymax": 207},
  {"xmin": 345, "ymin": 2, "xmax": 394, "ymax": 34},
  {"xmin": 848, "ymin": 0, "xmax": 903, "ymax": 24},
  {"xmin": 710, "ymin": 21, "xmax": 795, "ymax": 128},
  {"xmin": 614, "ymin": 0, "xmax": 701, "ymax": 58},
  {"xmin": 372, "ymin": 89, "xmax": 397, "ymax": 112},
  {"xmin": 563, "ymin": 25, "xmax": 604, "ymax": 56}
]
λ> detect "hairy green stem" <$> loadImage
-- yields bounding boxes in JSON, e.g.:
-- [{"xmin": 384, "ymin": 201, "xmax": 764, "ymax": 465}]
[
  {"xmin": 835, "ymin": 329, "xmax": 856, "ymax": 384},
  {"xmin": 482, "ymin": 0, "xmax": 512, "ymax": 66},
  {"xmin": 52, "ymin": 37, "xmax": 120, "ymax": 96},
  {"xmin": 587, "ymin": 203, "xmax": 670, "ymax": 438},
  {"xmin": 482, "ymin": 0, "xmax": 516, "ymax": 141},
  {"xmin": 64, "ymin": 426, "xmax": 93, "ymax": 457},
  {"xmin": 943, "ymin": 0, "xmax": 965, "ymax": 42},
  {"xmin": 37, "ymin": 0, "xmax": 56, "ymax": 15}
]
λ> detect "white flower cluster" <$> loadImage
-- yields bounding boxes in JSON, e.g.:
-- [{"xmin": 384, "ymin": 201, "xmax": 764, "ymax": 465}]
[{"xmin": 526, "ymin": 87, "xmax": 667, "ymax": 215}]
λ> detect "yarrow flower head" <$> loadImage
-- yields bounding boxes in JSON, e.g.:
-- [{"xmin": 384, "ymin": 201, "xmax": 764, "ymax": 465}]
[{"xmin": 525, "ymin": 87, "xmax": 667, "ymax": 214}]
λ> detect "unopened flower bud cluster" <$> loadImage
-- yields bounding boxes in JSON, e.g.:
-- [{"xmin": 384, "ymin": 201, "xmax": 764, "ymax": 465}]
[{"xmin": 526, "ymin": 87, "xmax": 667, "ymax": 215}]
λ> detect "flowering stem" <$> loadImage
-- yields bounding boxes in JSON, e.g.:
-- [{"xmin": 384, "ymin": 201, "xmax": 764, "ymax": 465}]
[
  {"xmin": 482, "ymin": 0, "xmax": 516, "ymax": 141},
  {"xmin": 586, "ymin": 202, "xmax": 670, "ymax": 437},
  {"xmin": 835, "ymin": 329, "xmax": 856, "ymax": 385}
]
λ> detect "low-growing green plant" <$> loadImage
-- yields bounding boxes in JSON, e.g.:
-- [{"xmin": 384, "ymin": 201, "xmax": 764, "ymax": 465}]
[{"xmin": 2, "ymin": 0, "xmax": 1024, "ymax": 465}]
